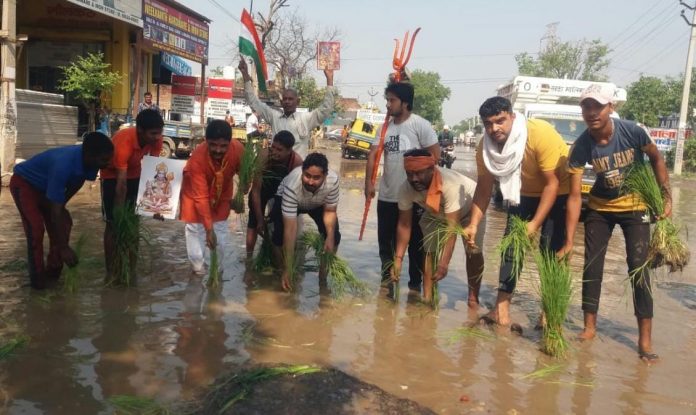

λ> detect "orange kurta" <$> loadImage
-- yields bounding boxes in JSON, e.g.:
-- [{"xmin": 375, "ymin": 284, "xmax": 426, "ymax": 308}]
[
  {"xmin": 100, "ymin": 127, "xmax": 163, "ymax": 179},
  {"xmin": 179, "ymin": 140, "xmax": 243, "ymax": 229}
]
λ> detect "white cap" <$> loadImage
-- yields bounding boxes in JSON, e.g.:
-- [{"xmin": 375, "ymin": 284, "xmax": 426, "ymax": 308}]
[
  {"xmin": 580, "ymin": 84, "xmax": 616, "ymax": 105},
  {"xmin": 443, "ymin": 125, "xmax": 450, "ymax": 130}
]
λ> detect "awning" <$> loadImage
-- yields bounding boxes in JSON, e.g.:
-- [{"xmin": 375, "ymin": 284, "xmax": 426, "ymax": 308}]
[{"xmin": 161, "ymin": 52, "xmax": 192, "ymax": 76}]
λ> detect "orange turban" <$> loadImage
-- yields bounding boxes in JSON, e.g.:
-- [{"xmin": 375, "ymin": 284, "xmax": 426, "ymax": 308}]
[{"xmin": 404, "ymin": 155, "xmax": 442, "ymax": 213}]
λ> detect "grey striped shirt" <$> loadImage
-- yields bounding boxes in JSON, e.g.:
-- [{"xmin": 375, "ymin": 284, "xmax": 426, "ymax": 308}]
[{"xmin": 277, "ymin": 166, "xmax": 339, "ymax": 217}]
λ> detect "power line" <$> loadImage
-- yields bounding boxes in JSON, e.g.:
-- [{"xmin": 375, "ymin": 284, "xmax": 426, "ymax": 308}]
[
  {"xmin": 607, "ymin": 0, "xmax": 666, "ymax": 46},
  {"xmin": 611, "ymin": 12, "xmax": 678, "ymax": 62},
  {"xmin": 609, "ymin": 1, "xmax": 674, "ymax": 53},
  {"xmin": 206, "ymin": 0, "xmax": 241, "ymax": 24}
]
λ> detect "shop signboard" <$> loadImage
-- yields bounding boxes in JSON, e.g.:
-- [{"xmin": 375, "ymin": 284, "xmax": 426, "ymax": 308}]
[
  {"xmin": 65, "ymin": 0, "xmax": 142, "ymax": 27},
  {"xmin": 206, "ymin": 78, "xmax": 234, "ymax": 118},
  {"xmin": 171, "ymin": 75, "xmax": 197, "ymax": 115},
  {"xmin": 143, "ymin": 0, "xmax": 209, "ymax": 64}
]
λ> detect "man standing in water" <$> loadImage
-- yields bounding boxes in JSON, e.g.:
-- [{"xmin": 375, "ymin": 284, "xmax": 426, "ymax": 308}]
[
  {"xmin": 390, "ymin": 149, "xmax": 484, "ymax": 306},
  {"xmin": 100, "ymin": 109, "xmax": 163, "ymax": 279},
  {"xmin": 462, "ymin": 96, "xmax": 569, "ymax": 330},
  {"xmin": 180, "ymin": 120, "xmax": 243, "ymax": 275},
  {"xmin": 560, "ymin": 84, "xmax": 670, "ymax": 363},
  {"xmin": 238, "ymin": 59, "xmax": 335, "ymax": 157},
  {"xmin": 10, "ymin": 133, "xmax": 114, "ymax": 289},
  {"xmin": 246, "ymin": 130, "xmax": 303, "ymax": 259},
  {"xmin": 364, "ymin": 82, "xmax": 440, "ymax": 293}
]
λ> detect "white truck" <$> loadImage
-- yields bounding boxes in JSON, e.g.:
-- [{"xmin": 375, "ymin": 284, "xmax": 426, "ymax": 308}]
[{"xmin": 496, "ymin": 76, "xmax": 627, "ymax": 203}]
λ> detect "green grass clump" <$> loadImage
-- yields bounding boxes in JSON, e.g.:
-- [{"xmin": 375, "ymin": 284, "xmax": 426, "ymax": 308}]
[
  {"xmin": 233, "ymin": 140, "xmax": 264, "ymax": 214},
  {"xmin": 108, "ymin": 395, "xmax": 170, "ymax": 415},
  {"xmin": 111, "ymin": 203, "xmax": 151, "ymax": 287},
  {"xmin": 207, "ymin": 248, "xmax": 221, "ymax": 288},
  {"xmin": 62, "ymin": 234, "xmax": 88, "ymax": 294},
  {"xmin": 497, "ymin": 215, "xmax": 533, "ymax": 279},
  {"xmin": 623, "ymin": 161, "xmax": 689, "ymax": 274},
  {"xmin": 300, "ymin": 231, "xmax": 370, "ymax": 298},
  {"xmin": 213, "ymin": 365, "xmax": 321, "ymax": 413},
  {"xmin": 441, "ymin": 327, "xmax": 495, "ymax": 344},
  {"xmin": 0, "ymin": 335, "xmax": 29, "ymax": 360},
  {"xmin": 520, "ymin": 363, "xmax": 565, "ymax": 380},
  {"xmin": 535, "ymin": 249, "xmax": 573, "ymax": 359}
]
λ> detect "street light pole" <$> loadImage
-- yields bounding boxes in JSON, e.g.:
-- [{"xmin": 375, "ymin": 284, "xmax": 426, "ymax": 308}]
[{"xmin": 674, "ymin": 2, "xmax": 696, "ymax": 175}]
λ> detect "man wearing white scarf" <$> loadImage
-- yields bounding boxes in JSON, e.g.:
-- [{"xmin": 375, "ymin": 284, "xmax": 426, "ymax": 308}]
[{"xmin": 462, "ymin": 97, "xmax": 570, "ymax": 330}]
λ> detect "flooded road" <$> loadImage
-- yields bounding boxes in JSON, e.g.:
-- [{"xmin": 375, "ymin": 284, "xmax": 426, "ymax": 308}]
[{"xmin": 1, "ymin": 146, "xmax": 695, "ymax": 414}]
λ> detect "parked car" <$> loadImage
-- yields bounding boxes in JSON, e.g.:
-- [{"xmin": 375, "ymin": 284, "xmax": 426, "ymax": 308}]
[{"xmin": 325, "ymin": 128, "xmax": 344, "ymax": 141}]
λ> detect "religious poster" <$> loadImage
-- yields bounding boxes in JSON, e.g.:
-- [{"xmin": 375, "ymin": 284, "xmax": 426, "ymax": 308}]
[
  {"xmin": 317, "ymin": 41, "xmax": 340, "ymax": 70},
  {"xmin": 136, "ymin": 156, "xmax": 186, "ymax": 220}
]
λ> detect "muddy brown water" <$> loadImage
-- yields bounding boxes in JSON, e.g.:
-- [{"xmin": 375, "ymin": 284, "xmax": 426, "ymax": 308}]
[{"xmin": 1, "ymin": 147, "xmax": 695, "ymax": 414}]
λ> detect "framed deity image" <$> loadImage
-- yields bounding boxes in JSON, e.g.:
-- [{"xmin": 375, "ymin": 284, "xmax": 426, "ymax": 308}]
[
  {"xmin": 317, "ymin": 41, "xmax": 340, "ymax": 71},
  {"xmin": 135, "ymin": 156, "xmax": 186, "ymax": 220}
]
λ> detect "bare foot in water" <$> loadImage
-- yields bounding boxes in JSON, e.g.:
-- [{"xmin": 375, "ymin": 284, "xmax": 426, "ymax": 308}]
[{"xmin": 577, "ymin": 328, "xmax": 596, "ymax": 342}]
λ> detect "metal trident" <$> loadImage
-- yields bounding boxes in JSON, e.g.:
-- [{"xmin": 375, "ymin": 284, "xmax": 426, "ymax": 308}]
[{"xmin": 392, "ymin": 28, "xmax": 421, "ymax": 82}]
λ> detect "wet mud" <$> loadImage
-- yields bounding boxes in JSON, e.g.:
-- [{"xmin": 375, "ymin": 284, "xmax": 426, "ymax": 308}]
[{"xmin": 0, "ymin": 147, "xmax": 695, "ymax": 414}]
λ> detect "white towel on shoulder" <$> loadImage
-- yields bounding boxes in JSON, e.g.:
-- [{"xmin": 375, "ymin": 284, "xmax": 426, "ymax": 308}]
[{"xmin": 482, "ymin": 112, "xmax": 528, "ymax": 205}]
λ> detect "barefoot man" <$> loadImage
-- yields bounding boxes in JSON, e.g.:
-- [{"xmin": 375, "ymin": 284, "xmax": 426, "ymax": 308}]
[
  {"xmin": 560, "ymin": 84, "xmax": 670, "ymax": 362},
  {"xmin": 462, "ymin": 96, "xmax": 569, "ymax": 332},
  {"xmin": 390, "ymin": 149, "xmax": 484, "ymax": 306}
]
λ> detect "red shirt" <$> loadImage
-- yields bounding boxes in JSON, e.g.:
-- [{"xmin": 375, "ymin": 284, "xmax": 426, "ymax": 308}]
[
  {"xmin": 100, "ymin": 127, "xmax": 163, "ymax": 179},
  {"xmin": 179, "ymin": 140, "xmax": 243, "ymax": 229}
]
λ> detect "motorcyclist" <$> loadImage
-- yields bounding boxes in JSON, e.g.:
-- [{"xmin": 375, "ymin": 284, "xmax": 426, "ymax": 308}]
[
  {"xmin": 438, "ymin": 125, "xmax": 454, "ymax": 147},
  {"xmin": 437, "ymin": 125, "xmax": 455, "ymax": 168}
]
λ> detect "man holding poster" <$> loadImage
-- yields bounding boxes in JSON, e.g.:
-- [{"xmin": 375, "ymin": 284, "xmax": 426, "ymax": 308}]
[{"xmin": 180, "ymin": 120, "xmax": 243, "ymax": 275}]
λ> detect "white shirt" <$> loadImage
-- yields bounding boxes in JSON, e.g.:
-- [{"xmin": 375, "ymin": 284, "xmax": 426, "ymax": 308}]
[
  {"xmin": 376, "ymin": 113, "xmax": 438, "ymax": 202},
  {"xmin": 244, "ymin": 81, "xmax": 335, "ymax": 157},
  {"xmin": 277, "ymin": 166, "xmax": 340, "ymax": 217},
  {"xmin": 246, "ymin": 113, "xmax": 258, "ymax": 135},
  {"xmin": 397, "ymin": 168, "xmax": 477, "ymax": 218}
]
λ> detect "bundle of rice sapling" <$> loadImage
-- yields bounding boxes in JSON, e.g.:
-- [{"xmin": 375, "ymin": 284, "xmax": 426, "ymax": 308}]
[
  {"xmin": 111, "ymin": 203, "xmax": 151, "ymax": 286},
  {"xmin": 62, "ymin": 234, "xmax": 87, "ymax": 293},
  {"xmin": 497, "ymin": 215, "xmax": 534, "ymax": 279},
  {"xmin": 207, "ymin": 248, "xmax": 221, "ymax": 288},
  {"xmin": 232, "ymin": 140, "xmax": 263, "ymax": 213},
  {"xmin": 300, "ymin": 231, "xmax": 370, "ymax": 298},
  {"xmin": 534, "ymin": 249, "xmax": 573, "ymax": 358},
  {"xmin": 623, "ymin": 161, "xmax": 689, "ymax": 273}
]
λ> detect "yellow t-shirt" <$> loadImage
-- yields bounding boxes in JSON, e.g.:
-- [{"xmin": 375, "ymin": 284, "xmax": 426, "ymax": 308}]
[{"xmin": 476, "ymin": 119, "xmax": 570, "ymax": 197}]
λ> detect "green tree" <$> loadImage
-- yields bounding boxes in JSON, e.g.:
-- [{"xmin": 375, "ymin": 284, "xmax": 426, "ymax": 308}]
[
  {"xmin": 622, "ymin": 71, "xmax": 696, "ymax": 127},
  {"xmin": 59, "ymin": 52, "xmax": 122, "ymax": 133},
  {"xmin": 293, "ymin": 76, "xmax": 342, "ymax": 113},
  {"xmin": 516, "ymin": 38, "xmax": 610, "ymax": 81},
  {"xmin": 410, "ymin": 70, "xmax": 451, "ymax": 124},
  {"xmin": 209, "ymin": 66, "xmax": 224, "ymax": 77}
]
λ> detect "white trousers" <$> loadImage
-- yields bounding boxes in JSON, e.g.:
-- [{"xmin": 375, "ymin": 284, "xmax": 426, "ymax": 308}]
[{"xmin": 185, "ymin": 221, "xmax": 229, "ymax": 272}]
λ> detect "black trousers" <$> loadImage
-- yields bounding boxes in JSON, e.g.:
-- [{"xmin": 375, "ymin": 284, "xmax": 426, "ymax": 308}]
[
  {"xmin": 377, "ymin": 200, "xmax": 424, "ymax": 289},
  {"xmin": 499, "ymin": 194, "xmax": 567, "ymax": 293},
  {"xmin": 582, "ymin": 209, "xmax": 653, "ymax": 319},
  {"xmin": 270, "ymin": 195, "xmax": 341, "ymax": 247}
]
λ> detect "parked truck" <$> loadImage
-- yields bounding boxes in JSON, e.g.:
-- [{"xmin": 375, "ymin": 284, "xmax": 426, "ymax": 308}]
[{"xmin": 496, "ymin": 76, "xmax": 627, "ymax": 204}]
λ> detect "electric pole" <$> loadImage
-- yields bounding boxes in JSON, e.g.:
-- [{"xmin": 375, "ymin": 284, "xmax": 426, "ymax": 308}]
[
  {"xmin": 675, "ymin": 1, "xmax": 696, "ymax": 175},
  {"xmin": 0, "ymin": 0, "xmax": 17, "ymax": 185}
]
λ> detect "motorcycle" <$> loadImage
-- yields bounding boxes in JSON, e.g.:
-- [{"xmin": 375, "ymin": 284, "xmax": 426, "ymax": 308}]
[{"xmin": 438, "ymin": 143, "xmax": 456, "ymax": 169}]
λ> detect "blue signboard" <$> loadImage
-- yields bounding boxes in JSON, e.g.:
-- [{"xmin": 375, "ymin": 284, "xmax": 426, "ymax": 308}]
[{"xmin": 161, "ymin": 52, "xmax": 192, "ymax": 76}]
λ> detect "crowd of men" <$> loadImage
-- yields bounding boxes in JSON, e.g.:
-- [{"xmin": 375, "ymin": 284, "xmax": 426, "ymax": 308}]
[{"xmin": 7, "ymin": 61, "xmax": 669, "ymax": 363}]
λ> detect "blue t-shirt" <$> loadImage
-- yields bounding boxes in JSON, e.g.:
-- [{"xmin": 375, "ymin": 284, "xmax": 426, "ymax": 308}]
[
  {"xmin": 568, "ymin": 119, "xmax": 652, "ymax": 211},
  {"xmin": 14, "ymin": 145, "xmax": 98, "ymax": 203}
]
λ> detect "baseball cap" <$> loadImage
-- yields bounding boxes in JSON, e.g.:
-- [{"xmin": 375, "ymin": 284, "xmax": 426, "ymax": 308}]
[
  {"xmin": 580, "ymin": 84, "xmax": 616, "ymax": 105},
  {"xmin": 443, "ymin": 125, "xmax": 450, "ymax": 130}
]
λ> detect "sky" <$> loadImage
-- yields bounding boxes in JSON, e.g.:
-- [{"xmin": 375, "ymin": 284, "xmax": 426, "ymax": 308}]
[{"xmin": 178, "ymin": 0, "xmax": 691, "ymax": 126}]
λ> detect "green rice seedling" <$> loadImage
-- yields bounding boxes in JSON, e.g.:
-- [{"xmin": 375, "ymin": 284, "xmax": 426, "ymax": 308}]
[
  {"xmin": 252, "ymin": 237, "xmax": 274, "ymax": 273},
  {"xmin": 440, "ymin": 327, "xmax": 495, "ymax": 345},
  {"xmin": 108, "ymin": 395, "xmax": 170, "ymax": 415},
  {"xmin": 207, "ymin": 248, "xmax": 221, "ymax": 288},
  {"xmin": 381, "ymin": 256, "xmax": 400, "ymax": 302},
  {"xmin": 497, "ymin": 215, "xmax": 533, "ymax": 280},
  {"xmin": 0, "ymin": 335, "xmax": 28, "ymax": 360},
  {"xmin": 111, "ymin": 203, "xmax": 151, "ymax": 287},
  {"xmin": 519, "ymin": 363, "xmax": 565, "ymax": 381},
  {"xmin": 233, "ymin": 140, "xmax": 264, "ymax": 214},
  {"xmin": 217, "ymin": 365, "xmax": 321, "ymax": 413},
  {"xmin": 62, "ymin": 234, "xmax": 88, "ymax": 294},
  {"xmin": 535, "ymin": 249, "xmax": 573, "ymax": 359},
  {"xmin": 300, "ymin": 231, "xmax": 370, "ymax": 298},
  {"xmin": 623, "ymin": 161, "xmax": 690, "ymax": 274}
]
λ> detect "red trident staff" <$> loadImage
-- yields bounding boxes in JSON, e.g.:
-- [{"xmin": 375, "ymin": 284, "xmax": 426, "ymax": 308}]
[{"xmin": 359, "ymin": 28, "xmax": 421, "ymax": 241}]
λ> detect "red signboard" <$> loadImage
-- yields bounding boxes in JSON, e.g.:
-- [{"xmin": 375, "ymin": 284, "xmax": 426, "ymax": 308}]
[
  {"xmin": 143, "ymin": 0, "xmax": 209, "ymax": 64},
  {"xmin": 171, "ymin": 75, "xmax": 198, "ymax": 96},
  {"xmin": 649, "ymin": 128, "xmax": 692, "ymax": 140},
  {"xmin": 207, "ymin": 79, "xmax": 233, "ymax": 99}
]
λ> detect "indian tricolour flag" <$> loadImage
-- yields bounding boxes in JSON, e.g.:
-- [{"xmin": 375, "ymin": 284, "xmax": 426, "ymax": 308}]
[{"xmin": 239, "ymin": 9, "xmax": 269, "ymax": 92}]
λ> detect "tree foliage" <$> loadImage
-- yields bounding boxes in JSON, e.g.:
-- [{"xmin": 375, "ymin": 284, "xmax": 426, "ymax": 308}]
[
  {"xmin": 622, "ymin": 72, "xmax": 696, "ymax": 127},
  {"xmin": 59, "ymin": 52, "xmax": 122, "ymax": 133},
  {"xmin": 293, "ymin": 76, "xmax": 342, "ymax": 113},
  {"xmin": 516, "ymin": 38, "xmax": 611, "ymax": 81},
  {"xmin": 409, "ymin": 70, "xmax": 451, "ymax": 124},
  {"xmin": 209, "ymin": 66, "xmax": 224, "ymax": 77},
  {"xmin": 255, "ymin": 5, "xmax": 339, "ymax": 89}
]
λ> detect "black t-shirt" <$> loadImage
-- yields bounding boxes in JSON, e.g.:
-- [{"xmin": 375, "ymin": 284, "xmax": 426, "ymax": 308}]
[{"xmin": 568, "ymin": 119, "xmax": 652, "ymax": 211}]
